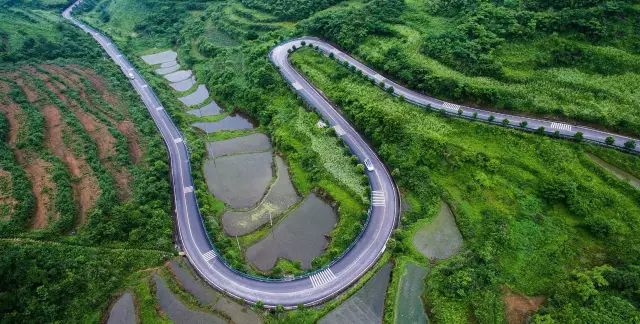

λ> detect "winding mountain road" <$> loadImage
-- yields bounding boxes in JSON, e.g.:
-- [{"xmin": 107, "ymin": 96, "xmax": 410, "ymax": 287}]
[
  {"xmin": 64, "ymin": 1, "xmax": 398, "ymax": 308},
  {"xmin": 63, "ymin": 0, "xmax": 638, "ymax": 309}
]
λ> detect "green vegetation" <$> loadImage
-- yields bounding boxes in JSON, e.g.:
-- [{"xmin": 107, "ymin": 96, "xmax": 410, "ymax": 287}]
[
  {"xmin": 74, "ymin": 0, "xmax": 640, "ymax": 322},
  {"xmin": 343, "ymin": 0, "xmax": 640, "ymax": 136},
  {"xmin": 291, "ymin": 47, "xmax": 640, "ymax": 322},
  {"xmin": 0, "ymin": 1, "xmax": 174, "ymax": 321}
]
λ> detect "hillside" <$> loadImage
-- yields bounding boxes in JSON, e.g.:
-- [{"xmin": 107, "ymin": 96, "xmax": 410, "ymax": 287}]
[
  {"xmin": 1, "ymin": 0, "xmax": 638, "ymax": 322},
  {"xmin": 0, "ymin": 1, "xmax": 175, "ymax": 322}
]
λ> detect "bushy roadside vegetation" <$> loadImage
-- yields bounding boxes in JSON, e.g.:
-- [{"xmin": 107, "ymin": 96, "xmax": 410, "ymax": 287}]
[{"xmin": 291, "ymin": 47, "xmax": 640, "ymax": 322}]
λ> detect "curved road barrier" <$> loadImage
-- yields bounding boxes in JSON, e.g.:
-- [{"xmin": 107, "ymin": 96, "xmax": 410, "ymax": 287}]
[
  {"xmin": 281, "ymin": 37, "xmax": 639, "ymax": 154},
  {"xmin": 63, "ymin": 0, "xmax": 638, "ymax": 308},
  {"xmin": 63, "ymin": 1, "xmax": 399, "ymax": 308}
]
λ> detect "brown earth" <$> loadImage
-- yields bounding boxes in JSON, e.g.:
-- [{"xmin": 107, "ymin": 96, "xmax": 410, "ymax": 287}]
[
  {"xmin": 25, "ymin": 158, "xmax": 57, "ymax": 229},
  {"xmin": 37, "ymin": 66, "xmax": 138, "ymax": 199},
  {"xmin": 13, "ymin": 74, "xmax": 40, "ymax": 103},
  {"xmin": 42, "ymin": 104, "xmax": 100, "ymax": 225},
  {"xmin": 0, "ymin": 101, "xmax": 22, "ymax": 147},
  {"xmin": 67, "ymin": 65, "xmax": 122, "ymax": 110},
  {"xmin": 117, "ymin": 120, "xmax": 142, "ymax": 164},
  {"xmin": 503, "ymin": 289, "xmax": 545, "ymax": 324}
]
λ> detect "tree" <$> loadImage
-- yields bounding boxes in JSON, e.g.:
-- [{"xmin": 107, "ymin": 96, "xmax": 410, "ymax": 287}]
[
  {"xmin": 605, "ymin": 136, "xmax": 615, "ymax": 145},
  {"xmin": 488, "ymin": 115, "xmax": 495, "ymax": 122},
  {"xmin": 519, "ymin": 121, "xmax": 528, "ymax": 128},
  {"xmin": 458, "ymin": 108, "xmax": 463, "ymax": 115},
  {"xmin": 624, "ymin": 140, "xmax": 636, "ymax": 150},
  {"xmin": 574, "ymin": 131, "xmax": 584, "ymax": 142},
  {"xmin": 502, "ymin": 118, "xmax": 510, "ymax": 126},
  {"xmin": 472, "ymin": 112, "xmax": 478, "ymax": 119},
  {"xmin": 536, "ymin": 126, "xmax": 545, "ymax": 134}
]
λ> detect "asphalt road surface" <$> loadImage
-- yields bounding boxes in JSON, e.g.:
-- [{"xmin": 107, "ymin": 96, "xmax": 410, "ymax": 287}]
[{"xmin": 63, "ymin": 1, "xmax": 400, "ymax": 308}]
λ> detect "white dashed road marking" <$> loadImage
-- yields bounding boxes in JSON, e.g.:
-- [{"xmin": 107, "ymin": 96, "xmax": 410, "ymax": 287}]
[
  {"xmin": 442, "ymin": 102, "xmax": 460, "ymax": 110},
  {"xmin": 309, "ymin": 269, "xmax": 337, "ymax": 288},
  {"xmin": 202, "ymin": 250, "xmax": 216, "ymax": 262},
  {"xmin": 372, "ymin": 191, "xmax": 385, "ymax": 207},
  {"xmin": 550, "ymin": 122, "xmax": 572, "ymax": 131}
]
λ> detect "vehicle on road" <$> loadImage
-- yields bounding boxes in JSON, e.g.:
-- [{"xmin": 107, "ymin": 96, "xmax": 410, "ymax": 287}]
[{"xmin": 364, "ymin": 158, "xmax": 375, "ymax": 172}]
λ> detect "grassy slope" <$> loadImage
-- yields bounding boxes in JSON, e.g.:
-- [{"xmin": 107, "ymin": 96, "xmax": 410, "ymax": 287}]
[
  {"xmin": 352, "ymin": 0, "xmax": 640, "ymax": 135},
  {"xmin": 291, "ymin": 47, "xmax": 640, "ymax": 322}
]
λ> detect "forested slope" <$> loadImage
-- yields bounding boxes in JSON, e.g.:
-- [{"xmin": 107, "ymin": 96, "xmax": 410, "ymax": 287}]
[{"xmin": 0, "ymin": 0, "xmax": 174, "ymax": 321}]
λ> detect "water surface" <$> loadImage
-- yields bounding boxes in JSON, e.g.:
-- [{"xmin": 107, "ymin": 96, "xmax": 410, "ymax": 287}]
[
  {"xmin": 187, "ymin": 101, "xmax": 222, "ymax": 117},
  {"xmin": 223, "ymin": 155, "xmax": 299, "ymax": 236},
  {"xmin": 203, "ymin": 152, "xmax": 273, "ymax": 209},
  {"xmin": 141, "ymin": 50, "xmax": 177, "ymax": 65},
  {"xmin": 179, "ymin": 84, "xmax": 209, "ymax": 107},
  {"xmin": 413, "ymin": 202, "xmax": 463, "ymax": 260},
  {"xmin": 395, "ymin": 262, "xmax": 429, "ymax": 324},
  {"xmin": 168, "ymin": 260, "xmax": 262, "ymax": 324},
  {"xmin": 319, "ymin": 263, "xmax": 392, "ymax": 324},
  {"xmin": 170, "ymin": 76, "xmax": 195, "ymax": 92},
  {"xmin": 155, "ymin": 64, "xmax": 180, "ymax": 75},
  {"xmin": 106, "ymin": 292, "xmax": 136, "ymax": 324},
  {"xmin": 153, "ymin": 274, "xmax": 226, "ymax": 324},
  {"xmin": 164, "ymin": 70, "xmax": 193, "ymax": 83},
  {"xmin": 245, "ymin": 193, "xmax": 336, "ymax": 271},
  {"xmin": 192, "ymin": 114, "xmax": 254, "ymax": 133},
  {"xmin": 207, "ymin": 133, "xmax": 271, "ymax": 158}
]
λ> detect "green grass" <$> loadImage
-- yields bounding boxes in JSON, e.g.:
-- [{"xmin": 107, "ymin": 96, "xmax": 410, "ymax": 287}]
[
  {"xmin": 291, "ymin": 46, "xmax": 640, "ymax": 321},
  {"xmin": 350, "ymin": 0, "xmax": 640, "ymax": 136}
]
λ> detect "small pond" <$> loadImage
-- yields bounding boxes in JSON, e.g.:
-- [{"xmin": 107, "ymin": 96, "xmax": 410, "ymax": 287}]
[
  {"xmin": 153, "ymin": 274, "xmax": 226, "ymax": 324},
  {"xmin": 187, "ymin": 101, "xmax": 222, "ymax": 117},
  {"xmin": 206, "ymin": 133, "xmax": 271, "ymax": 158},
  {"xmin": 203, "ymin": 151, "xmax": 273, "ymax": 209},
  {"xmin": 106, "ymin": 292, "xmax": 136, "ymax": 324},
  {"xmin": 245, "ymin": 193, "xmax": 336, "ymax": 271},
  {"xmin": 319, "ymin": 263, "xmax": 392, "ymax": 324},
  {"xmin": 192, "ymin": 114, "xmax": 255, "ymax": 133},
  {"xmin": 413, "ymin": 201, "xmax": 463, "ymax": 260},
  {"xmin": 170, "ymin": 76, "xmax": 196, "ymax": 92},
  {"xmin": 141, "ymin": 50, "xmax": 177, "ymax": 65},
  {"xmin": 223, "ymin": 155, "xmax": 299, "ymax": 236},
  {"xmin": 179, "ymin": 84, "xmax": 209, "ymax": 106},
  {"xmin": 164, "ymin": 70, "xmax": 192, "ymax": 83}
]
